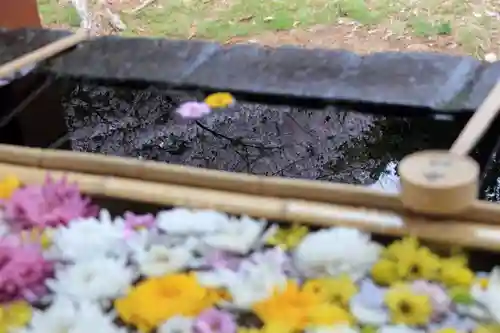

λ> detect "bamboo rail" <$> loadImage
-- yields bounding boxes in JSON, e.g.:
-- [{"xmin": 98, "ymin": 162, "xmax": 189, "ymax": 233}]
[
  {"xmin": 1, "ymin": 161, "xmax": 500, "ymax": 251},
  {"xmin": 0, "ymin": 144, "xmax": 498, "ymax": 224}
]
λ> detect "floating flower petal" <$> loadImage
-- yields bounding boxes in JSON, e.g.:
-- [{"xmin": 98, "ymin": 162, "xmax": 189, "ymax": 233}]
[
  {"xmin": 204, "ymin": 93, "xmax": 235, "ymax": 109},
  {"xmin": 175, "ymin": 102, "xmax": 211, "ymax": 119}
]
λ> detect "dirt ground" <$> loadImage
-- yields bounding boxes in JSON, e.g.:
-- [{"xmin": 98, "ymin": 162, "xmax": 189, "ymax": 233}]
[
  {"xmin": 223, "ymin": 22, "xmax": 466, "ymax": 55},
  {"xmin": 42, "ymin": 0, "xmax": 498, "ymax": 57}
]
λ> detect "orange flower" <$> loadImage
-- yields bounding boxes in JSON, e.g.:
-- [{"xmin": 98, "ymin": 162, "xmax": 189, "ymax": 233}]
[
  {"xmin": 115, "ymin": 273, "xmax": 219, "ymax": 332},
  {"xmin": 252, "ymin": 281, "xmax": 351, "ymax": 331}
]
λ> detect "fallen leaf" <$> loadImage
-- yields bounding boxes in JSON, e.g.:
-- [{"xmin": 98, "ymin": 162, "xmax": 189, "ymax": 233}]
[{"xmin": 238, "ymin": 15, "xmax": 254, "ymax": 22}]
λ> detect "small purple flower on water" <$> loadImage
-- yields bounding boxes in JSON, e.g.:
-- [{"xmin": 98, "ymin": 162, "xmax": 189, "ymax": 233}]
[
  {"xmin": 0, "ymin": 238, "xmax": 53, "ymax": 303},
  {"xmin": 194, "ymin": 308, "xmax": 237, "ymax": 333},
  {"xmin": 175, "ymin": 102, "xmax": 211, "ymax": 119},
  {"xmin": 3, "ymin": 176, "xmax": 98, "ymax": 229}
]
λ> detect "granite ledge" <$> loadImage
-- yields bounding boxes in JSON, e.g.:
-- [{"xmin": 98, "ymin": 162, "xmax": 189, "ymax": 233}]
[{"xmin": 0, "ymin": 28, "xmax": 498, "ymax": 113}]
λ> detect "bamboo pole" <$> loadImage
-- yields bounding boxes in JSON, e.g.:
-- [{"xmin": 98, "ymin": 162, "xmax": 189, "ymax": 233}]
[
  {"xmin": 0, "ymin": 30, "xmax": 90, "ymax": 79},
  {"xmin": 0, "ymin": 144, "xmax": 498, "ymax": 224},
  {"xmin": 1, "ymin": 162, "xmax": 500, "ymax": 251}
]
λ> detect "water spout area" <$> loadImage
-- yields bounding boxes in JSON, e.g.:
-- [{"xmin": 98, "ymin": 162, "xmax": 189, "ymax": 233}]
[{"xmin": 57, "ymin": 79, "xmax": 500, "ymax": 200}]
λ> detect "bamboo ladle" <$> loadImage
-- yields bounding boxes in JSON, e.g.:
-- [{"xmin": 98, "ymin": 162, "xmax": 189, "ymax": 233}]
[
  {"xmin": 399, "ymin": 82, "xmax": 500, "ymax": 215},
  {"xmin": 0, "ymin": 29, "xmax": 90, "ymax": 79}
]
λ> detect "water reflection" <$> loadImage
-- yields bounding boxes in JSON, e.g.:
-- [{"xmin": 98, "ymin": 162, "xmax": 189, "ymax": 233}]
[{"xmin": 60, "ymin": 80, "xmax": 499, "ymax": 198}]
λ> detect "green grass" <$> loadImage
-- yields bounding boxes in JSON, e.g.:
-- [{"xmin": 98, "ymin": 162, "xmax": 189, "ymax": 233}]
[
  {"xmin": 38, "ymin": 0, "xmax": 81, "ymax": 28},
  {"xmin": 37, "ymin": 0, "xmax": 498, "ymax": 57}
]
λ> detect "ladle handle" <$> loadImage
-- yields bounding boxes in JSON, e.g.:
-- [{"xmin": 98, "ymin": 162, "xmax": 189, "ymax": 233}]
[
  {"xmin": 0, "ymin": 29, "xmax": 90, "ymax": 79},
  {"xmin": 450, "ymin": 81, "xmax": 500, "ymax": 156}
]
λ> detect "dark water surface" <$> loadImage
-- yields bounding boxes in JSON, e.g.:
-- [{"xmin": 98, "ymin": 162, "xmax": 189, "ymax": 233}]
[{"xmin": 59, "ymin": 79, "xmax": 500, "ymax": 200}]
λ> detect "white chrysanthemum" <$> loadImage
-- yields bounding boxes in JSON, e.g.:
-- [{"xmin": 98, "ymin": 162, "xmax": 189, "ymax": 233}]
[
  {"xmin": 46, "ymin": 257, "xmax": 135, "ymax": 306},
  {"xmin": 293, "ymin": 227, "xmax": 381, "ymax": 280},
  {"xmin": 158, "ymin": 316, "xmax": 194, "ymax": 333},
  {"xmin": 48, "ymin": 209, "xmax": 129, "ymax": 261},
  {"xmin": 202, "ymin": 215, "xmax": 267, "ymax": 254},
  {"xmin": 306, "ymin": 325, "xmax": 359, "ymax": 333},
  {"xmin": 198, "ymin": 251, "xmax": 288, "ymax": 309},
  {"xmin": 350, "ymin": 299, "xmax": 389, "ymax": 325},
  {"xmin": 134, "ymin": 244, "xmax": 195, "ymax": 277},
  {"xmin": 20, "ymin": 297, "xmax": 126, "ymax": 333},
  {"xmin": 156, "ymin": 208, "xmax": 228, "ymax": 235},
  {"xmin": 467, "ymin": 266, "xmax": 500, "ymax": 321}
]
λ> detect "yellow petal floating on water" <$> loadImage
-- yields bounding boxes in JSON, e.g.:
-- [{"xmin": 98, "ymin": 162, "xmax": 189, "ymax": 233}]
[{"xmin": 204, "ymin": 92, "xmax": 235, "ymax": 109}]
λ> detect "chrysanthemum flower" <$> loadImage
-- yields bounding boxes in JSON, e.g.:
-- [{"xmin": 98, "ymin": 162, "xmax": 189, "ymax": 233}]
[
  {"xmin": 303, "ymin": 275, "xmax": 358, "ymax": 308},
  {"xmin": 0, "ymin": 239, "xmax": 53, "ymax": 303},
  {"xmin": 46, "ymin": 257, "xmax": 135, "ymax": 306},
  {"xmin": 2, "ymin": 176, "xmax": 98, "ymax": 230},
  {"xmin": 48, "ymin": 209, "xmax": 130, "ymax": 261},
  {"xmin": 21, "ymin": 297, "xmax": 126, "ymax": 333},
  {"xmin": 114, "ymin": 273, "xmax": 219, "ymax": 332},
  {"xmin": 194, "ymin": 308, "xmax": 237, "ymax": 333},
  {"xmin": 0, "ymin": 300, "xmax": 32, "ymax": 333},
  {"xmin": 439, "ymin": 256, "xmax": 474, "ymax": 288},
  {"xmin": 158, "ymin": 316, "xmax": 194, "ymax": 333},
  {"xmin": 0, "ymin": 175, "xmax": 21, "ymax": 199},
  {"xmin": 265, "ymin": 224, "xmax": 308, "ymax": 250},
  {"xmin": 252, "ymin": 281, "xmax": 351, "ymax": 331},
  {"xmin": 294, "ymin": 227, "xmax": 381, "ymax": 281},
  {"xmin": 384, "ymin": 284, "xmax": 432, "ymax": 326},
  {"xmin": 133, "ymin": 244, "xmax": 194, "ymax": 277},
  {"xmin": 123, "ymin": 212, "xmax": 155, "ymax": 232}
]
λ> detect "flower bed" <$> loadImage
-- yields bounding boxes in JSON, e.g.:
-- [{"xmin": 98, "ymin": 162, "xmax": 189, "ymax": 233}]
[{"xmin": 0, "ymin": 174, "xmax": 498, "ymax": 333}]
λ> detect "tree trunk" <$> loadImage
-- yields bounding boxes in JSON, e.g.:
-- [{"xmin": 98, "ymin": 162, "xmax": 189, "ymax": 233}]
[{"xmin": 0, "ymin": 0, "xmax": 41, "ymax": 29}]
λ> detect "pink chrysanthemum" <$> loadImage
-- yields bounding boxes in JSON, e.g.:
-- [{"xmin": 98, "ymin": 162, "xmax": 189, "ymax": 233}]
[
  {"xmin": 0, "ymin": 238, "xmax": 54, "ymax": 303},
  {"xmin": 2, "ymin": 176, "xmax": 98, "ymax": 229}
]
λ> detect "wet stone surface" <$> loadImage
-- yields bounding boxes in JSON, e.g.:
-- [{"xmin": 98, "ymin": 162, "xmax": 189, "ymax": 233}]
[
  {"xmin": 1, "ymin": 28, "xmax": 499, "ymax": 113},
  {"xmin": 61, "ymin": 79, "xmax": 471, "ymax": 191}
]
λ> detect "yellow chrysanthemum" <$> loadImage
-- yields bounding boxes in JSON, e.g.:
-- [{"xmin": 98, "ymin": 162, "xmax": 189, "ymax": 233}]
[
  {"xmin": 266, "ymin": 224, "xmax": 308, "ymax": 250},
  {"xmin": 385, "ymin": 284, "xmax": 432, "ymax": 326},
  {"xmin": 252, "ymin": 280, "xmax": 350, "ymax": 331},
  {"xmin": 308, "ymin": 303, "xmax": 352, "ymax": 327},
  {"xmin": 439, "ymin": 257, "xmax": 474, "ymax": 288},
  {"xmin": 114, "ymin": 273, "xmax": 219, "ymax": 332},
  {"xmin": 474, "ymin": 324, "xmax": 500, "ymax": 333},
  {"xmin": 0, "ymin": 175, "xmax": 21, "ymax": 199},
  {"xmin": 396, "ymin": 247, "xmax": 441, "ymax": 281},
  {"xmin": 371, "ymin": 259, "xmax": 400, "ymax": 286},
  {"xmin": 0, "ymin": 301, "xmax": 32, "ymax": 333},
  {"xmin": 303, "ymin": 275, "xmax": 358, "ymax": 308},
  {"xmin": 204, "ymin": 92, "xmax": 235, "ymax": 109},
  {"xmin": 383, "ymin": 237, "xmax": 420, "ymax": 261},
  {"xmin": 238, "ymin": 323, "xmax": 296, "ymax": 333}
]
